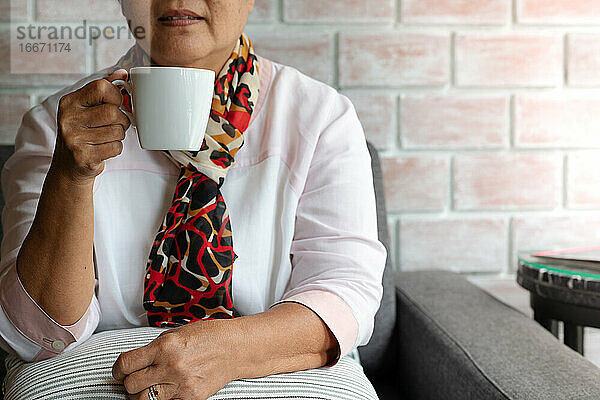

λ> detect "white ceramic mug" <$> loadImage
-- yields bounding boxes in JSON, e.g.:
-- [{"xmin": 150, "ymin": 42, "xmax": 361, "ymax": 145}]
[{"xmin": 112, "ymin": 66, "xmax": 215, "ymax": 151}]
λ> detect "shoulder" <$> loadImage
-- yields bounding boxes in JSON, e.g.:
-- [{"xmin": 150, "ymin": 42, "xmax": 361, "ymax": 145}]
[
  {"xmin": 255, "ymin": 55, "xmax": 361, "ymax": 144},
  {"xmin": 264, "ymin": 57, "xmax": 338, "ymax": 103},
  {"xmin": 247, "ymin": 56, "xmax": 367, "ymax": 193}
]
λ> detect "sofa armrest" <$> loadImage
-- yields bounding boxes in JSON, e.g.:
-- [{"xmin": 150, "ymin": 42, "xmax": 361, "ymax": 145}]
[{"xmin": 395, "ymin": 270, "xmax": 600, "ymax": 400}]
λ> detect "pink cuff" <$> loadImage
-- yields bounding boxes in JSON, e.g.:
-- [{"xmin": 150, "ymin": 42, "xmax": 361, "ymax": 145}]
[
  {"xmin": 272, "ymin": 289, "xmax": 359, "ymax": 367},
  {"xmin": 0, "ymin": 261, "xmax": 91, "ymax": 361}
]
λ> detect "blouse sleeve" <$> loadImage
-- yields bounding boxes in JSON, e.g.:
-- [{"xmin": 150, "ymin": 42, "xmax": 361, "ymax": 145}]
[
  {"xmin": 271, "ymin": 93, "xmax": 387, "ymax": 364},
  {"xmin": 0, "ymin": 99, "xmax": 101, "ymax": 362}
]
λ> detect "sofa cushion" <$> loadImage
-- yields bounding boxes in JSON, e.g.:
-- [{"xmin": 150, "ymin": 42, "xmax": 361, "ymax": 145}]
[
  {"xmin": 0, "ymin": 145, "xmax": 15, "ymax": 243},
  {"xmin": 0, "ymin": 145, "xmax": 14, "ymax": 389}
]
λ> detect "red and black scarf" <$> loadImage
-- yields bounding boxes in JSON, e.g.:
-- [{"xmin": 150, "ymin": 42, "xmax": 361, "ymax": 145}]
[{"xmin": 117, "ymin": 34, "xmax": 259, "ymax": 327}]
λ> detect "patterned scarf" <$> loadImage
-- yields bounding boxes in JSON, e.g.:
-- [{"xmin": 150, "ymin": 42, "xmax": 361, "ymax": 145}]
[{"xmin": 115, "ymin": 34, "xmax": 259, "ymax": 327}]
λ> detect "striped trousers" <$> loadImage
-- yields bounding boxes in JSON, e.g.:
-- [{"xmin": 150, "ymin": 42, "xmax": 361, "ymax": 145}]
[{"xmin": 3, "ymin": 327, "xmax": 378, "ymax": 400}]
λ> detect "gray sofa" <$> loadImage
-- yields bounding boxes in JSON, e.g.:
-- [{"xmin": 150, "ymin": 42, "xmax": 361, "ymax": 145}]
[{"xmin": 1, "ymin": 143, "xmax": 600, "ymax": 399}]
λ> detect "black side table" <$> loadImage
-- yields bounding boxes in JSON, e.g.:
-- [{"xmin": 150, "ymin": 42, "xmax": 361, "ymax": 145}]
[{"xmin": 517, "ymin": 254, "xmax": 600, "ymax": 355}]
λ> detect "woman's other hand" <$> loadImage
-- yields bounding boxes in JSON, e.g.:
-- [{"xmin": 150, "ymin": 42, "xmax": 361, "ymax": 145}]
[
  {"xmin": 52, "ymin": 69, "xmax": 131, "ymax": 185},
  {"xmin": 112, "ymin": 320, "xmax": 238, "ymax": 400}
]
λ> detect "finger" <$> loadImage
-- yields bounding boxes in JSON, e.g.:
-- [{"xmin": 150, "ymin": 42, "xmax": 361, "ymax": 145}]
[
  {"xmin": 123, "ymin": 365, "xmax": 165, "ymax": 395},
  {"xmin": 130, "ymin": 383, "xmax": 177, "ymax": 400},
  {"xmin": 106, "ymin": 69, "xmax": 130, "ymax": 102},
  {"xmin": 78, "ymin": 77, "xmax": 124, "ymax": 107},
  {"xmin": 113, "ymin": 343, "xmax": 158, "ymax": 382},
  {"xmin": 107, "ymin": 68, "xmax": 129, "ymax": 83},
  {"xmin": 87, "ymin": 140, "xmax": 124, "ymax": 165},
  {"xmin": 83, "ymin": 103, "xmax": 130, "ymax": 131},
  {"xmin": 84, "ymin": 125, "xmax": 126, "ymax": 145}
]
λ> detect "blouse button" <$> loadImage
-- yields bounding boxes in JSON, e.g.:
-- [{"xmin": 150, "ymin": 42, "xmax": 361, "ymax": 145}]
[{"xmin": 51, "ymin": 340, "xmax": 65, "ymax": 350}]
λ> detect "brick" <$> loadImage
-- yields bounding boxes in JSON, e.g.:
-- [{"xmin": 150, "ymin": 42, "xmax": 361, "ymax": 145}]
[
  {"xmin": 248, "ymin": 0, "xmax": 278, "ymax": 23},
  {"xmin": 95, "ymin": 32, "xmax": 136, "ymax": 71},
  {"xmin": 0, "ymin": 94, "xmax": 30, "ymax": 144},
  {"xmin": 454, "ymin": 153, "xmax": 561, "ymax": 210},
  {"xmin": 512, "ymin": 215, "xmax": 600, "ymax": 270},
  {"xmin": 381, "ymin": 156, "xmax": 449, "ymax": 212},
  {"xmin": 567, "ymin": 152, "xmax": 600, "ymax": 208},
  {"xmin": 0, "ymin": 28, "xmax": 87, "ymax": 87},
  {"xmin": 343, "ymin": 92, "xmax": 395, "ymax": 150},
  {"xmin": 9, "ymin": 31, "xmax": 89, "ymax": 75},
  {"xmin": 402, "ymin": 0, "xmax": 509, "ymax": 24},
  {"xmin": 0, "ymin": 0, "xmax": 28, "ymax": 21},
  {"xmin": 400, "ymin": 218, "xmax": 507, "ymax": 272},
  {"xmin": 284, "ymin": 0, "xmax": 395, "ymax": 22},
  {"xmin": 515, "ymin": 95, "xmax": 600, "ymax": 148},
  {"xmin": 401, "ymin": 94, "xmax": 507, "ymax": 149},
  {"xmin": 339, "ymin": 32, "xmax": 449, "ymax": 87},
  {"xmin": 517, "ymin": 0, "xmax": 600, "ymax": 24},
  {"xmin": 568, "ymin": 33, "xmax": 600, "ymax": 86},
  {"xmin": 455, "ymin": 33, "xmax": 563, "ymax": 87},
  {"xmin": 37, "ymin": 0, "xmax": 124, "ymax": 21},
  {"xmin": 249, "ymin": 31, "xmax": 332, "ymax": 84}
]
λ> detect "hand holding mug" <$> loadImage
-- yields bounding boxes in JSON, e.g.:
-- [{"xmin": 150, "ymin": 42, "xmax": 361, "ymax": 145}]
[{"xmin": 52, "ymin": 69, "xmax": 131, "ymax": 185}]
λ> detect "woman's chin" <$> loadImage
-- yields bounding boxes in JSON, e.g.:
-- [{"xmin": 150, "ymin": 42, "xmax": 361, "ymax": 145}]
[
  {"xmin": 150, "ymin": 48, "xmax": 211, "ymax": 68},
  {"xmin": 148, "ymin": 32, "xmax": 213, "ymax": 67}
]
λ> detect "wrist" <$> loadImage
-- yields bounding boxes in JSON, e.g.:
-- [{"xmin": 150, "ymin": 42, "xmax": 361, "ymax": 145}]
[{"xmin": 47, "ymin": 162, "xmax": 96, "ymax": 190}]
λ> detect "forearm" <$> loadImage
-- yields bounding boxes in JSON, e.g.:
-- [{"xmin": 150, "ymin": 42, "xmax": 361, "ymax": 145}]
[
  {"xmin": 16, "ymin": 163, "xmax": 95, "ymax": 325},
  {"xmin": 232, "ymin": 302, "xmax": 339, "ymax": 379}
]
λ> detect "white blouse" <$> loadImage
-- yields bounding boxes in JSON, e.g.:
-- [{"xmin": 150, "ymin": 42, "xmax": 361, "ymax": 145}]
[{"xmin": 0, "ymin": 56, "xmax": 386, "ymax": 363}]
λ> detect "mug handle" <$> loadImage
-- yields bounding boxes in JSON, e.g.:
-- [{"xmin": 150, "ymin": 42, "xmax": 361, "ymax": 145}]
[{"xmin": 111, "ymin": 79, "xmax": 136, "ymax": 126}]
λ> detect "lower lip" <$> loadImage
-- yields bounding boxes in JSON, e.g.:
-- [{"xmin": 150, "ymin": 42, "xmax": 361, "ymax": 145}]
[{"xmin": 158, "ymin": 18, "xmax": 204, "ymax": 27}]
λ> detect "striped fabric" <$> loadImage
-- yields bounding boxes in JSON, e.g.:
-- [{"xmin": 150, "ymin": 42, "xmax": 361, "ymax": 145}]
[{"xmin": 2, "ymin": 327, "xmax": 378, "ymax": 400}]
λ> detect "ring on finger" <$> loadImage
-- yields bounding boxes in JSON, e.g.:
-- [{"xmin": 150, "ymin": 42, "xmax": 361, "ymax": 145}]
[{"xmin": 147, "ymin": 384, "xmax": 160, "ymax": 400}]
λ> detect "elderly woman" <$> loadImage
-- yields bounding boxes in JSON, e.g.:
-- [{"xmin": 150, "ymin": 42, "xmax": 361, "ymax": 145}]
[{"xmin": 0, "ymin": 0, "xmax": 385, "ymax": 399}]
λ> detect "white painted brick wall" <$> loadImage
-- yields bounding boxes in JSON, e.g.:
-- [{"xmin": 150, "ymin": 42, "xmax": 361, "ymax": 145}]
[{"xmin": 4, "ymin": 0, "xmax": 600, "ymax": 275}]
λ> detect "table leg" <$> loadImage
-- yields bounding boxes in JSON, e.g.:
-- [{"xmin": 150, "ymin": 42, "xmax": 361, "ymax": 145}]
[
  {"xmin": 564, "ymin": 324, "xmax": 584, "ymax": 355},
  {"xmin": 534, "ymin": 310, "xmax": 558, "ymax": 338}
]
